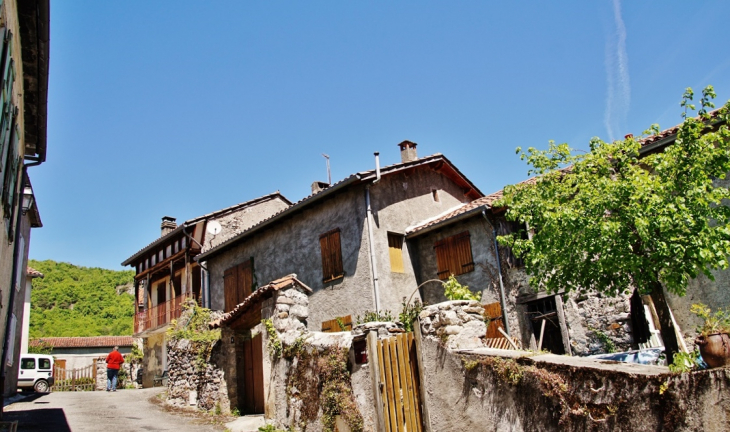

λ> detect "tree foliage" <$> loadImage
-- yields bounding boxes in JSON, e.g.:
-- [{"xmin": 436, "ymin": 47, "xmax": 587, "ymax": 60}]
[
  {"xmin": 28, "ymin": 259, "xmax": 135, "ymax": 337},
  {"xmin": 498, "ymin": 87, "xmax": 730, "ymax": 299}
]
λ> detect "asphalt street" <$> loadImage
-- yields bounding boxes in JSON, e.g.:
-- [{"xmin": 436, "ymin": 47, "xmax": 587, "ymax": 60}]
[{"xmin": 2, "ymin": 388, "xmax": 223, "ymax": 432}]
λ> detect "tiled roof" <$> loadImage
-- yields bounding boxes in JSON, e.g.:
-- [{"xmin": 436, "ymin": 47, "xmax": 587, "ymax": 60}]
[
  {"xmin": 26, "ymin": 267, "xmax": 44, "ymax": 278},
  {"xmin": 405, "ymin": 191, "xmax": 503, "ymax": 236},
  {"xmin": 639, "ymin": 107, "xmax": 724, "ymax": 149},
  {"xmin": 198, "ymin": 153, "xmax": 483, "ymax": 262},
  {"xmin": 122, "ymin": 191, "xmax": 291, "ymax": 266},
  {"xmin": 406, "ymin": 176, "xmax": 540, "ymax": 236},
  {"xmin": 30, "ymin": 336, "xmax": 134, "ymax": 348},
  {"xmin": 209, "ymin": 274, "xmax": 312, "ymax": 329}
]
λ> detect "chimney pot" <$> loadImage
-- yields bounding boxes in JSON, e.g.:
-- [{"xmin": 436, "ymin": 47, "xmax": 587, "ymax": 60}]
[
  {"xmin": 398, "ymin": 140, "xmax": 418, "ymax": 163},
  {"xmin": 161, "ymin": 216, "xmax": 177, "ymax": 237},
  {"xmin": 311, "ymin": 181, "xmax": 330, "ymax": 195}
]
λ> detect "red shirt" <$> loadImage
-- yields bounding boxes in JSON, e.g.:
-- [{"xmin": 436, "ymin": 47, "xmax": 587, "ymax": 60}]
[{"xmin": 106, "ymin": 350, "xmax": 124, "ymax": 370}]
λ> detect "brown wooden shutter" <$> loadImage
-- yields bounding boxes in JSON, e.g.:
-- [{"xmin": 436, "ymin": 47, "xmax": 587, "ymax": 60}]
[
  {"xmin": 321, "ymin": 315, "xmax": 353, "ymax": 333},
  {"xmin": 238, "ymin": 259, "xmax": 254, "ymax": 302},
  {"xmin": 483, "ymin": 302, "xmax": 505, "ymax": 338},
  {"xmin": 320, "ymin": 228, "xmax": 343, "ymax": 282},
  {"xmin": 453, "ymin": 231, "xmax": 474, "ymax": 274},
  {"xmin": 434, "ymin": 231, "xmax": 474, "ymax": 280},
  {"xmin": 224, "ymin": 265, "xmax": 238, "ymax": 312},
  {"xmin": 434, "ymin": 237, "xmax": 450, "ymax": 280}
]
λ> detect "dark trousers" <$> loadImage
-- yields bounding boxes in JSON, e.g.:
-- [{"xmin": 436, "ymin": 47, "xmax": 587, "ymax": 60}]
[{"xmin": 106, "ymin": 368, "xmax": 119, "ymax": 390}]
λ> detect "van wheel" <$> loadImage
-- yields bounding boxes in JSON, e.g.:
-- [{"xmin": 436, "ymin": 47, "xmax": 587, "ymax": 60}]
[{"xmin": 34, "ymin": 379, "xmax": 49, "ymax": 393}]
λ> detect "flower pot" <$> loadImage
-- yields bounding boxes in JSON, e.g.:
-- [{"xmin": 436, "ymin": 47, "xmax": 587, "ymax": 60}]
[{"xmin": 695, "ymin": 333, "xmax": 730, "ymax": 368}]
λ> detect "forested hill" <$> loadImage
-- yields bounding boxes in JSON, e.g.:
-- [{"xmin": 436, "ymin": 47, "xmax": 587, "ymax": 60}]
[{"xmin": 28, "ymin": 259, "xmax": 135, "ymax": 337}]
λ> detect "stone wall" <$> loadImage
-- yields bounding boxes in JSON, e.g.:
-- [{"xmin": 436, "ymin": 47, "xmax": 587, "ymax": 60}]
[
  {"xmin": 166, "ymin": 338, "xmax": 229, "ymax": 411},
  {"xmin": 417, "ymin": 335, "xmax": 730, "ymax": 431},
  {"xmin": 94, "ymin": 357, "xmax": 140, "ymax": 391},
  {"xmin": 262, "ymin": 285, "xmax": 377, "ymax": 431},
  {"xmin": 418, "ymin": 300, "xmax": 488, "ymax": 350}
]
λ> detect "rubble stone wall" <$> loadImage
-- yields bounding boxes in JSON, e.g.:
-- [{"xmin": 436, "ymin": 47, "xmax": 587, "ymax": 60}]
[{"xmin": 94, "ymin": 357, "xmax": 140, "ymax": 391}]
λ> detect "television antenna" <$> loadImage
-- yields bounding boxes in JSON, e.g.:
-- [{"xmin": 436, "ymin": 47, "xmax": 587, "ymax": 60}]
[{"xmin": 322, "ymin": 153, "xmax": 331, "ymax": 185}]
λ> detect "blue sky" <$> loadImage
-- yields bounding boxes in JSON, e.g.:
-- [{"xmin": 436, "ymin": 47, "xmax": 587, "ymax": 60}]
[{"xmin": 30, "ymin": 1, "xmax": 730, "ymax": 270}]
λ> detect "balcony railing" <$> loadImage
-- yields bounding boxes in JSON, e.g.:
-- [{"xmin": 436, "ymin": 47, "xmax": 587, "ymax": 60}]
[{"xmin": 134, "ymin": 293, "xmax": 192, "ymax": 334}]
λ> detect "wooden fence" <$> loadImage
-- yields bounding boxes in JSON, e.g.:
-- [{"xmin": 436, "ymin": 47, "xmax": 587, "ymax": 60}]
[
  {"xmin": 373, "ymin": 333, "xmax": 423, "ymax": 432},
  {"xmin": 52, "ymin": 364, "xmax": 96, "ymax": 392}
]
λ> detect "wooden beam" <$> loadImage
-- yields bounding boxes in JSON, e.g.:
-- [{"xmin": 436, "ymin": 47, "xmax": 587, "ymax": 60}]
[{"xmin": 554, "ymin": 295, "xmax": 572, "ymax": 356}]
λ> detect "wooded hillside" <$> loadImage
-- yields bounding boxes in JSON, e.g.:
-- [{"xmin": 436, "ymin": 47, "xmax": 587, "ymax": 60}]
[{"xmin": 28, "ymin": 259, "xmax": 135, "ymax": 337}]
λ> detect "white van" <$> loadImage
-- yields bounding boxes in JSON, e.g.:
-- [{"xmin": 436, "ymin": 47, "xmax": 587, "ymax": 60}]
[{"xmin": 17, "ymin": 354, "xmax": 54, "ymax": 392}]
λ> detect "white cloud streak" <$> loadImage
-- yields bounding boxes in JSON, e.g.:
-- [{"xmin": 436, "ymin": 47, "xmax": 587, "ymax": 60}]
[{"xmin": 604, "ymin": 0, "xmax": 630, "ymax": 142}]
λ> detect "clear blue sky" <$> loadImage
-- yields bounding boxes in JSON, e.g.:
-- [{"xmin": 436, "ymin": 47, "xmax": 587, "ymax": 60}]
[{"xmin": 30, "ymin": 1, "xmax": 730, "ymax": 270}]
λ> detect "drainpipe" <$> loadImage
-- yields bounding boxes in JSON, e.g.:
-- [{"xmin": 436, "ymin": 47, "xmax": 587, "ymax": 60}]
[
  {"xmin": 365, "ymin": 152, "xmax": 382, "ymax": 313},
  {"xmin": 482, "ymin": 209, "xmax": 510, "ymax": 336},
  {"xmin": 1, "ymin": 160, "xmax": 41, "ymax": 415},
  {"xmin": 198, "ymin": 261, "xmax": 210, "ymax": 309}
]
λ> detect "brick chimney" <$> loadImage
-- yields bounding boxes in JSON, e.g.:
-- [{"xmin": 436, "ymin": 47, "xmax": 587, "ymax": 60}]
[
  {"xmin": 161, "ymin": 216, "xmax": 177, "ymax": 237},
  {"xmin": 398, "ymin": 140, "xmax": 418, "ymax": 163}
]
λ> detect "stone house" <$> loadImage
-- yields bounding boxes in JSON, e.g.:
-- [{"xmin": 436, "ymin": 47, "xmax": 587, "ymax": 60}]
[
  {"xmin": 121, "ymin": 192, "xmax": 291, "ymax": 387},
  {"xmin": 0, "ymin": 0, "xmax": 49, "ymax": 398},
  {"xmin": 195, "ymin": 142, "xmax": 484, "ymax": 414},
  {"xmin": 405, "ymin": 188, "xmax": 658, "ymax": 356}
]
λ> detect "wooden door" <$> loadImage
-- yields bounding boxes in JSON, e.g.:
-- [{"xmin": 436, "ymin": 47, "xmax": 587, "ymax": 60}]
[{"xmin": 240, "ymin": 333, "xmax": 265, "ymax": 414}]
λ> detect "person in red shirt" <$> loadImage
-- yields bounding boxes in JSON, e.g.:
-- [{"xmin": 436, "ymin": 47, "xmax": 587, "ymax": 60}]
[{"xmin": 105, "ymin": 346, "xmax": 125, "ymax": 392}]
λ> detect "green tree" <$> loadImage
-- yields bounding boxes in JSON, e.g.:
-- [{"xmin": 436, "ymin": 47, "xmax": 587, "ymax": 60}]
[
  {"xmin": 28, "ymin": 259, "xmax": 135, "ymax": 337},
  {"xmin": 498, "ymin": 86, "xmax": 730, "ymax": 363}
]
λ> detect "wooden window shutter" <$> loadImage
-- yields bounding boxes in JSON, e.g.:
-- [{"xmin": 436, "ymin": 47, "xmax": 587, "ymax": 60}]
[
  {"xmin": 434, "ymin": 231, "xmax": 474, "ymax": 280},
  {"xmin": 388, "ymin": 233, "xmax": 404, "ymax": 273},
  {"xmin": 321, "ymin": 315, "xmax": 353, "ymax": 333},
  {"xmin": 320, "ymin": 228, "xmax": 343, "ymax": 282},
  {"xmin": 238, "ymin": 258, "xmax": 254, "ymax": 302},
  {"xmin": 224, "ymin": 265, "xmax": 238, "ymax": 312},
  {"xmin": 434, "ymin": 237, "xmax": 450, "ymax": 280}
]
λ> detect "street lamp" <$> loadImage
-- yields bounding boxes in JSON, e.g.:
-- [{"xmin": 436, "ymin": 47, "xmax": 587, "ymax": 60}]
[{"xmin": 21, "ymin": 185, "xmax": 34, "ymax": 214}]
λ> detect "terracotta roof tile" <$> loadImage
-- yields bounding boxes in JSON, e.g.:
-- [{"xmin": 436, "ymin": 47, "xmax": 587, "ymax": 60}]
[
  {"xmin": 639, "ymin": 107, "xmax": 724, "ymax": 148},
  {"xmin": 26, "ymin": 267, "xmax": 44, "ymax": 278},
  {"xmin": 209, "ymin": 274, "xmax": 312, "ymax": 329},
  {"xmin": 29, "ymin": 336, "xmax": 134, "ymax": 349}
]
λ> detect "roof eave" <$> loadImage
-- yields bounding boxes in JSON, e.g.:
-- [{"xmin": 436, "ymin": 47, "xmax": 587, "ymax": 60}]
[
  {"xmin": 406, "ymin": 205, "xmax": 488, "ymax": 239},
  {"xmin": 197, "ymin": 175, "xmax": 361, "ymax": 262},
  {"xmin": 121, "ymin": 223, "xmax": 189, "ymax": 266}
]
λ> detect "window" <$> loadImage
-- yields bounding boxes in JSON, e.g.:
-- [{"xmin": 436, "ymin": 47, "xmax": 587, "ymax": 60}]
[
  {"xmin": 39, "ymin": 358, "xmax": 51, "ymax": 370},
  {"xmin": 224, "ymin": 258, "xmax": 254, "ymax": 312},
  {"xmin": 388, "ymin": 233, "xmax": 404, "ymax": 273},
  {"xmin": 434, "ymin": 231, "xmax": 474, "ymax": 280},
  {"xmin": 431, "ymin": 189, "xmax": 439, "ymax": 202},
  {"xmin": 20, "ymin": 358, "xmax": 34, "ymax": 370},
  {"xmin": 321, "ymin": 315, "xmax": 353, "ymax": 332},
  {"xmin": 320, "ymin": 228, "xmax": 344, "ymax": 282}
]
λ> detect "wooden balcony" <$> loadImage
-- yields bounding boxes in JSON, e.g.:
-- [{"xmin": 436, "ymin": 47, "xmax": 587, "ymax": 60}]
[{"xmin": 134, "ymin": 293, "xmax": 192, "ymax": 334}]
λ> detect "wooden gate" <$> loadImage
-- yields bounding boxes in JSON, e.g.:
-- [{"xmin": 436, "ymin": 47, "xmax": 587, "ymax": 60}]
[
  {"xmin": 52, "ymin": 364, "xmax": 96, "ymax": 391},
  {"xmin": 372, "ymin": 333, "xmax": 423, "ymax": 432}
]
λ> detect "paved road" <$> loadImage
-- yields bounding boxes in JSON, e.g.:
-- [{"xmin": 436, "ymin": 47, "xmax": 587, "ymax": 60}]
[{"xmin": 3, "ymin": 388, "xmax": 222, "ymax": 432}]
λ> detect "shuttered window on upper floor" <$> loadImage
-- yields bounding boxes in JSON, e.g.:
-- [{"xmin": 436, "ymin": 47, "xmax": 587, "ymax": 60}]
[
  {"xmin": 434, "ymin": 231, "xmax": 474, "ymax": 280},
  {"xmin": 320, "ymin": 228, "xmax": 344, "ymax": 283},
  {"xmin": 224, "ymin": 258, "xmax": 255, "ymax": 312},
  {"xmin": 388, "ymin": 233, "xmax": 404, "ymax": 273}
]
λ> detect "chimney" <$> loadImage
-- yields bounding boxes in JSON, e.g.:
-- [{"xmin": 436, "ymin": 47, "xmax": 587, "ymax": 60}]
[
  {"xmin": 161, "ymin": 216, "xmax": 177, "ymax": 237},
  {"xmin": 311, "ymin": 181, "xmax": 330, "ymax": 195},
  {"xmin": 398, "ymin": 140, "xmax": 418, "ymax": 163}
]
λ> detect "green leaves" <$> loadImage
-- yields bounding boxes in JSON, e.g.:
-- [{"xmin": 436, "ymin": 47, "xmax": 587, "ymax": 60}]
[
  {"xmin": 28, "ymin": 259, "xmax": 135, "ymax": 337},
  {"xmin": 499, "ymin": 87, "xmax": 730, "ymax": 299}
]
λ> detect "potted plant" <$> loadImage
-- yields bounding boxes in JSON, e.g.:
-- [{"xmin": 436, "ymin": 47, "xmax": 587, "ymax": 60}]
[{"xmin": 691, "ymin": 303, "xmax": 730, "ymax": 368}]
